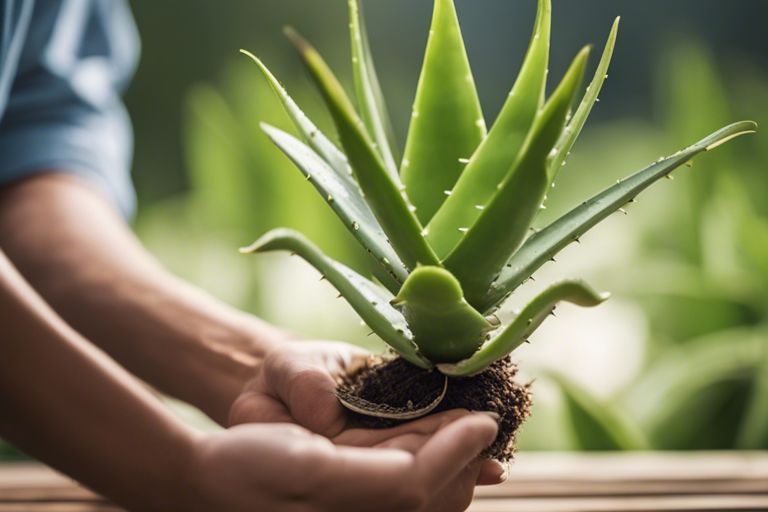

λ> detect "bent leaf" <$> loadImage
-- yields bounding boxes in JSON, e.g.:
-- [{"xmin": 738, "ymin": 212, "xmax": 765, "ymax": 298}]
[
  {"xmin": 483, "ymin": 120, "xmax": 758, "ymax": 312},
  {"xmin": 393, "ymin": 266, "xmax": 494, "ymax": 363},
  {"xmin": 548, "ymin": 16, "xmax": 620, "ymax": 181},
  {"xmin": 241, "ymin": 229, "xmax": 432, "ymax": 369},
  {"xmin": 401, "ymin": 0, "xmax": 486, "ymax": 224},
  {"xmin": 348, "ymin": 0, "xmax": 399, "ymax": 177},
  {"xmin": 444, "ymin": 48, "xmax": 590, "ymax": 307},
  {"xmin": 438, "ymin": 280, "xmax": 608, "ymax": 376},
  {"xmin": 240, "ymin": 50, "xmax": 353, "ymax": 186},
  {"xmin": 285, "ymin": 28, "xmax": 440, "ymax": 269},
  {"xmin": 261, "ymin": 124, "xmax": 408, "ymax": 292},
  {"xmin": 426, "ymin": 0, "xmax": 552, "ymax": 257}
]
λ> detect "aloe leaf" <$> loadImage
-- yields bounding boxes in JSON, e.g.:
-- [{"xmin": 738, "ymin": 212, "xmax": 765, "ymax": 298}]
[
  {"xmin": 260, "ymin": 124, "xmax": 408, "ymax": 292},
  {"xmin": 285, "ymin": 28, "xmax": 440, "ymax": 269},
  {"xmin": 348, "ymin": 0, "xmax": 399, "ymax": 176},
  {"xmin": 401, "ymin": 0, "xmax": 487, "ymax": 224},
  {"xmin": 438, "ymin": 280, "xmax": 608, "ymax": 376},
  {"xmin": 241, "ymin": 229, "xmax": 432, "ymax": 369},
  {"xmin": 549, "ymin": 372, "xmax": 649, "ymax": 451},
  {"xmin": 392, "ymin": 266, "xmax": 495, "ymax": 363},
  {"xmin": 482, "ymin": 120, "xmax": 758, "ymax": 313},
  {"xmin": 240, "ymin": 50, "xmax": 353, "ymax": 186},
  {"xmin": 444, "ymin": 48, "xmax": 590, "ymax": 307},
  {"xmin": 426, "ymin": 0, "xmax": 552, "ymax": 256},
  {"xmin": 548, "ymin": 16, "xmax": 620, "ymax": 181}
]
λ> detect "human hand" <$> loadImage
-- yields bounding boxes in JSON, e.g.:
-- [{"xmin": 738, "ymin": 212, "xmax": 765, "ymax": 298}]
[
  {"xmin": 229, "ymin": 340, "xmax": 365, "ymax": 437},
  {"xmin": 228, "ymin": 341, "xmax": 506, "ymax": 486},
  {"xmin": 190, "ymin": 410, "xmax": 499, "ymax": 512}
]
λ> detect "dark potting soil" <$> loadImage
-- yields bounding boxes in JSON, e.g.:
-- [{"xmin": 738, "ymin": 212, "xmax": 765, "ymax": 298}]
[{"xmin": 338, "ymin": 356, "xmax": 532, "ymax": 461}]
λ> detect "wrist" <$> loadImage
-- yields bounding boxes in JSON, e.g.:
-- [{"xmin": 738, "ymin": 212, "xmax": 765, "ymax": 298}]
[{"xmin": 120, "ymin": 430, "xmax": 205, "ymax": 512}]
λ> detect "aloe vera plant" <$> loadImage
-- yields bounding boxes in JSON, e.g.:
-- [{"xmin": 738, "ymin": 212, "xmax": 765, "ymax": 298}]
[{"xmin": 240, "ymin": 0, "xmax": 755, "ymax": 416}]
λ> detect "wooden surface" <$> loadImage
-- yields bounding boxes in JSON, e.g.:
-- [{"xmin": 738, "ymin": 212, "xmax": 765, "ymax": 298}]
[{"xmin": 1, "ymin": 452, "xmax": 767, "ymax": 511}]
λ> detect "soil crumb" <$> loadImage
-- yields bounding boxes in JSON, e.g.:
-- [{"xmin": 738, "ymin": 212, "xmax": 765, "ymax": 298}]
[{"xmin": 338, "ymin": 356, "xmax": 532, "ymax": 461}]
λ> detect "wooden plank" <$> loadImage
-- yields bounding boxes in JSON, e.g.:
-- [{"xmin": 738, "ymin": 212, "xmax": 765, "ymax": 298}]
[
  {"xmin": 468, "ymin": 495, "xmax": 768, "ymax": 512},
  {"xmin": 476, "ymin": 452, "xmax": 768, "ymax": 499},
  {"xmin": 0, "ymin": 452, "xmax": 767, "ymax": 511},
  {"xmin": 0, "ymin": 506, "xmax": 121, "ymax": 512}
]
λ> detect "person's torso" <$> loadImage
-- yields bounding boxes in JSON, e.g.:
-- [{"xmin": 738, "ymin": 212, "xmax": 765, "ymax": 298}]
[{"xmin": 0, "ymin": 0, "xmax": 138, "ymax": 121}]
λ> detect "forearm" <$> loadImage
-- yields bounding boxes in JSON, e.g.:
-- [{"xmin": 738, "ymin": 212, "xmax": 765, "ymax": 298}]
[
  {"xmin": 0, "ymin": 250, "xmax": 198, "ymax": 511},
  {"xmin": 0, "ymin": 174, "xmax": 289, "ymax": 424}
]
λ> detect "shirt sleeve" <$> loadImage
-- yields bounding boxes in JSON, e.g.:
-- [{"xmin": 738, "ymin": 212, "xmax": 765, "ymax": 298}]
[{"xmin": 0, "ymin": 0, "xmax": 140, "ymax": 218}]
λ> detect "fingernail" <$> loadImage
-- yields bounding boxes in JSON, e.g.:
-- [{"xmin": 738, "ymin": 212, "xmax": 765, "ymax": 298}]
[
  {"xmin": 501, "ymin": 462, "xmax": 510, "ymax": 481},
  {"xmin": 478, "ymin": 411, "xmax": 501, "ymax": 423}
]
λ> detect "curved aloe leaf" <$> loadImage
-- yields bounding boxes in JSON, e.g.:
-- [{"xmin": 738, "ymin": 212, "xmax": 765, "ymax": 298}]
[
  {"xmin": 241, "ymin": 229, "xmax": 432, "ymax": 369},
  {"xmin": 548, "ymin": 372, "xmax": 649, "ymax": 451},
  {"xmin": 438, "ymin": 280, "xmax": 608, "ymax": 376},
  {"xmin": 426, "ymin": 0, "xmax": 552, "ymax": 256},
  {"xmin": 239, "ymin": 50, "xmax": 353, "ymax": 186},
  {"xmin": 548, "ymin": 16, "xmax": 620, "ymax": 181},
  {"xmin": 260, "ymin": 124, "xmax": 408, "ymax": 292},
  {"xmin": 285, "ymin": 28, "xmax": 440, "ymax": 269},
  {"xmin": 348, "ymin": 0, "xmax": 399, "ymax": 176},
  {"xmin": 444, "ymin": 48, "xmax": 590, "ymax": 307},
  {"xmin": 482, "ymin": 120, "xmax": 758, "ymax": 312},
  {"xmin": 392, "ymin": 266, "xmax": 495, "ymax": 363},
  {"xmin": 401, "ymin": 0, "xmax": 487, "ymax": 224}
]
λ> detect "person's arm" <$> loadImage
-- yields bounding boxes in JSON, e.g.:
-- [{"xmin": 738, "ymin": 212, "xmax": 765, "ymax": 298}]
[
  {"xmin": 0, "ymin": 248, "xmax": 197, "ymax": 509},
  {"xmin": 0, "ymin": 248, "xmax": 500, "ymax": 511},
  {"xmin": 0, "ymin": 173, "xmax": 288, "ymax": 424}
]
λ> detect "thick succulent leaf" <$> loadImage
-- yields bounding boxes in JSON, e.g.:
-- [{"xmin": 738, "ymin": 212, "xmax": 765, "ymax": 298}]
[
  {"xmin": 426, "ymin": 0, "xmax": 552, "ymax": 256},
  {"xmin": 548, "ymin": 16, "xmax": 620, "ymax": 181},
  {"xmin": 240, "ymin": 50, "xmax": 353, "ymax": 186},
  {"xmin": 348, "ymin": 0, "xmax": 399, "ymax": 177},
  {"xmin": 438, "ymin": 280, "xmax": 608, "ymax": 376},
  {"xmin": 549, "ymin": 372, "xmax": 649, "ymax": 451},
  {"xmin": 401, "ymin": 0, "xmax": 487, "ymax": 224},
  {"xmin": 241, "ymin": 229, "xmax": 432, "ymax": 369},
  {"xmin": 285, "ymin": 28, "xmax": 440, "ymax": 269},
  {"xmin": 392, "ymin": 266, "xmax": 495, "ymax": 363},
  {"xmin": 482, "ymin": 120, "xmax": 758, "ymax": 312},
  {"xmin": 444, "ymin": 48, "xmax": 590, "ymax": 308},
  {"xmin": 261, "ymin": 124, "xmax": 408, "ymax": 292}
]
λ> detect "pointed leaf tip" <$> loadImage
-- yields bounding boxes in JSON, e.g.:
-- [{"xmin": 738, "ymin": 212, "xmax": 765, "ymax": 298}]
[
  {"xmin": 285, "ymin": 27, "xmax": 439, "ymax": 269},
  {"xmin": 549, "ymin": 16, "xmax": 619, "ymax": 179},
  {"xmin": 426, "ymin": 0, "xmax": 552, "ymax": 256},
  {"xmin": 401, "ymin": 0, "xmax": 486, "ymax": 224},
  {"xmin": 348, "ymin": 0, "xmax": 399, "ymax": 177},
  {"xmin": 443, "ymin": 47, "xmax": 590, "ymax": 307},
  {"xmin": 483, "ymin": 121, "xmax": 757, "ymax": 312}
]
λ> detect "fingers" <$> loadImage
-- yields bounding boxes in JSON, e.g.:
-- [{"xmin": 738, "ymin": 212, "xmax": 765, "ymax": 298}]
[
  {"xmin": 333, "ymin": 409, "xmax": 470, "ymax": 448},
  {"xmin": 229, "ymin": 392, "xmax": 293, "ymax": 426},
  {"xmin": 263, "ymin": 354, "xmax": 347, "ymax": 437},
  {"xmin": 291, "ymin": 413, "xmax": 496, "ymax": 511},
  {"xmin": 424, "ymin": 460, "xmax": 484, "ymax": 512},
  {"xmin": 476, "ymin": 459, "xmax": 507, "ymax": 486},
  {"xmin": 415, "ymin": 413, "xmax": 498, "ymax": 491}
]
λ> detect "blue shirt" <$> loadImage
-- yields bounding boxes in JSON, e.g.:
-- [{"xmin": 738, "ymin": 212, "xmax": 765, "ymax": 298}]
[{"xmin": 0, "ymin": 0, "xmax": 139, "ymax": 217}]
